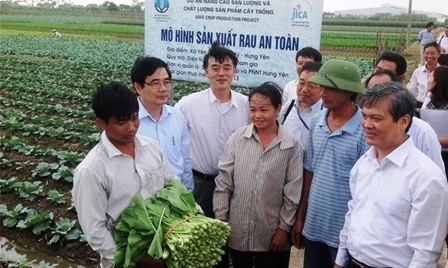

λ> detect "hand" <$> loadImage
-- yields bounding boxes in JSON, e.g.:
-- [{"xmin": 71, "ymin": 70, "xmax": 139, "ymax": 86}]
[
  {"xmin": 291, "ymin": 218, "xmax": 305, "ymax": 249},
  {"xmin": 270, "ymin": 228, "xmax": 288, "ymax": 252},
  {"xmin": 136, "ymin": 254, "xmax": 166, "ymax": 268}
]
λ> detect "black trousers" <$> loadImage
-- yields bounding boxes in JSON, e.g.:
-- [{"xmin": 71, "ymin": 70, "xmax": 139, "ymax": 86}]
[
  {"xmin": 192, "ymin": 172, "xmax": 217, "ymax": 218},
  {"xmin": 229, "ymin": 248, "xmax": 290, "ymax": 268}
]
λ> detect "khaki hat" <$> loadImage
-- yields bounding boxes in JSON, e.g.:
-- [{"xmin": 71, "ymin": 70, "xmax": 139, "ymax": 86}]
[{"xmin": 309, "ymin": 59, "xmax": 364, "ymax": 94}]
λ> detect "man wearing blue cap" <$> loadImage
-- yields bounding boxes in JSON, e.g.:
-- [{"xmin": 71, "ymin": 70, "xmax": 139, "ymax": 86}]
[{"xmin": 291, "ymin": 59, "xmax": 369, "ymax": 267}]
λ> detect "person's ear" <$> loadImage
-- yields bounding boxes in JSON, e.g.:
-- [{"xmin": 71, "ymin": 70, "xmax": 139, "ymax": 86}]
[
  {"xmin": 399, "ymin": 114, "xmax": 411, "ymax": 131},
  {"xmin": 134, "ymin": 82, "xmax": 143, "ymax": 95},
  {"xmin": 95, "ymin": 118, "xmax": 107, "ymax": 131},
  {"xmin": 399, "ymin": 74, "xmax": 406, "ymax": 83}
]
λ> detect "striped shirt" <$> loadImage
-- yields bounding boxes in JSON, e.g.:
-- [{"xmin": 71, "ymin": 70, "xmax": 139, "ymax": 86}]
[
  {"xmin": 175, "ymin": 89, "xmax": 250, "ymax": 175},
  {"xmin": 213, "ymin": 123, "xmax": 303, "ymax": 251},
  {"xmin": 303, "ymin": 107, "xmax": 368, "ymax": 248}
]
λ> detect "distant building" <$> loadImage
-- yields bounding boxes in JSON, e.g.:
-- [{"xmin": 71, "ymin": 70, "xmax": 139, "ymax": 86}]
[{"xmin": 334, "ymin": 4, "xmax": 447, "ymax": 22}]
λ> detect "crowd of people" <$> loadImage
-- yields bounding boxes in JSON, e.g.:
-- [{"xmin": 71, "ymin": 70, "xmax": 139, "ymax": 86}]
[{"xmin": 71, "ymin": 24, "xmax": 448, "ymax": 268}]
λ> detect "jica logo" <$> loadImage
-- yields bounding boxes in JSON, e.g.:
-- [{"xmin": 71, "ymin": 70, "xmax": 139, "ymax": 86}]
[
  {"xmin": 292, "ymin": 1, "xmax": 311, "ymax": 20},
  {"xmin": 154, "ymin": 0, "xmax": 169, "ymax": 13}
]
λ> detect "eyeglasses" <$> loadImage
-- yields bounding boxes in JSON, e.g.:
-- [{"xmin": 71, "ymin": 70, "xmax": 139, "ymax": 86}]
[
  {"xmin": 300, "ymin": 82, "xmax": 322, "ymax": 91},
  {"xmin": 144, "ymin": 80, "xmax": 173, "ymax": 89}
]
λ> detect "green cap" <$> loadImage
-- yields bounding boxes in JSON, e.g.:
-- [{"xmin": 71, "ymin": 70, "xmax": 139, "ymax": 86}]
[{"xmin": 309, "ymin": 59, "xmax": 364, "ymax": 94}]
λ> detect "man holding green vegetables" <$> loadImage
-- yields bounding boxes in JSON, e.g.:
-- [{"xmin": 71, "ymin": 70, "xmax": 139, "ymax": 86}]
[{"xmin": 72, "ymin": 82, "xmax": 175, "ymax": 268}]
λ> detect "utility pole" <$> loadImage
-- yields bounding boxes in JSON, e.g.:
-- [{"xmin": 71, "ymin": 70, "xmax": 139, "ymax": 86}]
[{"xmin": 406, "ymin": 0, "xmax": 412, "ymax": 47}]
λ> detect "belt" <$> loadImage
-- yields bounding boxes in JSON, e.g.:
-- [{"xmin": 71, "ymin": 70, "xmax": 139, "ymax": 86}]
[
  {"xmin": 192, "ymin": 169, "xmax": 217, "ymax": 181},
  {"xmin": 348, "ymin": 254, "xmax": 373, "ymax": 268}
]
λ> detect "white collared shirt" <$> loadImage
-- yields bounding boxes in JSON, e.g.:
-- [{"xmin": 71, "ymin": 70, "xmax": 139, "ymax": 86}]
[
  {"xmin": 280, "ymin": 99, "xmax": 323, "ymax": 150},
  {"xmin": 407, "ymin": 64, "xmax": 440, "ymax": 102},
  {"xmin": 437, "ymin": 34, "xmax": 448, "ymax": 54},
  {"xmin": 282, "ymin": 79, "xmax": 298, "ymax": 104},
  {"xmin": 336, "ymin": 138, "xmax": 448, "ymax": 268},
  {"xmin": 72, "ymin": 133, "xmax": 176, "ymax": 267},
  {"xmin": 175, "ymin": 88, "xmax": 250, "ymax": 175},
  {"xmin": 408, "ymin": 116, "xmax": 445, "ymax": 172}
]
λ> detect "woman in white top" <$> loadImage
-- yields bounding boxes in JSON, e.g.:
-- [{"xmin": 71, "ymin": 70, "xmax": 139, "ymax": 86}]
[{"xmin": 420, "ymin": 66, "xmax": 448, "ymax": 175}]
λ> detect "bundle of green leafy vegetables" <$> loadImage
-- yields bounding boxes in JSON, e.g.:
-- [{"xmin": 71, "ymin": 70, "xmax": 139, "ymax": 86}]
[{"xmin": 113, "ymin": 179, "xmax": 231, "ymax": 268}]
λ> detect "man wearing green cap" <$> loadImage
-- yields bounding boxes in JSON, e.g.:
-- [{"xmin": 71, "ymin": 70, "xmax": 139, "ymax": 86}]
[{"xmin": 291, "ymin": 59, "xmax": 369, "ymax": 267}]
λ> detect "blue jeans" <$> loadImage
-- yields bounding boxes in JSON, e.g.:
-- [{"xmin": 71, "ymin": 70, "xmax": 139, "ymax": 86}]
[{"xmin": 303, "ymin": 238, "xmax": 338, "ymax": 268}]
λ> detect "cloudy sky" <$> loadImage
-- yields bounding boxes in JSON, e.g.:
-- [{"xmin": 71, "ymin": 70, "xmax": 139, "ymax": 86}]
[
  {"xmin": 323, "ymin": 0, "xmax": 447, "ymax": 15},
  {"xmin": 72, "ymin": 0, "xmax": 448, "ymax": 15}
]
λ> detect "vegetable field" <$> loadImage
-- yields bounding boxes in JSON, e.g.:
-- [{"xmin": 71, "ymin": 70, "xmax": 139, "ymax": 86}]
[{"xmin": 0, "ymin": 10, "xmax": 420, "ymax": 267}]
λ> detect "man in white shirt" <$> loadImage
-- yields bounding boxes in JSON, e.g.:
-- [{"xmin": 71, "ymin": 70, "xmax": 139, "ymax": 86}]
[
  {"xmin": 365, "ymin": 58, "xmax": 445, "ymax": 173},
  {"xmin": 335, "ymin": 82, "xmax": 448, "ymax": 268},
  {"xmin": 282, "ymin": 47, "xmax": 322, "ymax": 104},
  {"xmin": 280, "ymin": 61, "xmax": 323, "ymax": 151},
  {"xmin": 437, "ymin": 25, "xmax": 448, "ymax": 65},
  {"xmin": 176, "ymin": 42, "xmax": 249, "ymax": 268},
  {"xmin": 131, "ymin": 56, "xmax": 194, "ymax": 192},
  {"xmin": 407, "ymin": 42, "xmax": 441, "ymax": 107},
  {"xmin": 175, "ymin": 41, "xmax": 250, "ymax": 218},
  {"xmin": 72, "ymin": 82, "xmax": 175, "ymax": 268}
]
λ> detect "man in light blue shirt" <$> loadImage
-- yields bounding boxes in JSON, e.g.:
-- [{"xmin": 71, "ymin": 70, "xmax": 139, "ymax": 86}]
[
  {"xmin": 291, "ymin": 59, "xmax": 369, "ymax": 267},
  {"xmin": 131, "ymin": 56, "xmax": 194, "ymax": 191},
  {"xmin": 418, "ymin": 22, "xmax": 435, "ymax": 66}
]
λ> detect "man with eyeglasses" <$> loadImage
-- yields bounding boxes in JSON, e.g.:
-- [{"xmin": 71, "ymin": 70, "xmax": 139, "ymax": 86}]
[
  {"xmin": 294, "ymin": 59, "xmax": 369, "ymax": 267},
  {"xmin": 280, "ymin": 61, "xmax": 323, "ymax": 153},
  {"xmin": 131, "ymin": 56, "xmax": 194, "ymax": 192},
  {"xmin": 282, "ymin": 47, "xmax": 322, "ymax": 104}
]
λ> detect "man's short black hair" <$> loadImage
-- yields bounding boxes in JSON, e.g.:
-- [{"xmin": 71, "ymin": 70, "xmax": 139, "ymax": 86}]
[
  {"xmin": 203, "ymin": 41, "xmax": 238, "ymax": 69},
  {"xmin": 92, "ymin": 82, "xmax": 139, "ymax": 123},
  {"xmin": 131, "ymin": 56, "xmax": 172, "ymax": 87},
  {"xmin": 426, "ymin": 22, "xmax": 435, "ymax": 28},
  {"xmin": 424, "ymin": 41, "xmax": 441, "ymax": 53},
  {"xmin": 365, "ymin": 69, "xmax": 401, "ymax": 88},
  {"xmin": 376, "ymin": 52, "xmax": 407, "ymax": 77},
  {"xmin": 360, "ymin": 82, "xmax": 415, "ymax": 132},
  {"xmin": 295, "ymin": 47, "xmax": 322, "ymax": 63},
  {"xmin": 301, "ymin": 61, "xmax": 323, "ymax": 74}
]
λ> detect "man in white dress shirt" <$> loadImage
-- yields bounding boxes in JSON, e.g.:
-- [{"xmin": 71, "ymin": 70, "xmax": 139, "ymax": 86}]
[
  {"xmin": 282, "ymin": 47, "xmax": 322, "ymax": 104},
  {"xmin": 335, "ymin": 82, "xmax": 448, "ymax": 268},
  {"xmin": 407, "ymin": 42, "xmax": 441, "ymax": 107},
  {"xmin": 365, "ymin": 68, "xmax": 445, "ymax": 173},
  {"xmin": 175, "ymin": 41, "xmax": 250, "ymax": 218},
  {"xmin": 280, "ymin": 61, "xmax": 323, "ymax": 151}
]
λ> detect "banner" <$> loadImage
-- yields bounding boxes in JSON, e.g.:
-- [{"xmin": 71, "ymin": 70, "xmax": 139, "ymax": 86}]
[{"xmin": 145, "ymin": 0, "xmax": 324, "ymax": 87}]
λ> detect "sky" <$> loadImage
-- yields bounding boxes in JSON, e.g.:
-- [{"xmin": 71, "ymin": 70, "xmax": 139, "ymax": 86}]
[
  {"xmin": 72, "ymin": 0, "xmax": 448, "ymax": 16},
  {"xmin": 323, "ymin": 0, "xmax": 448, "ymax": 16}
]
